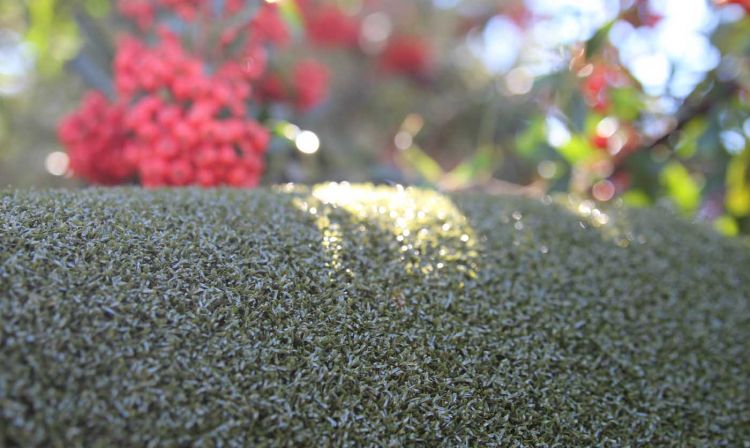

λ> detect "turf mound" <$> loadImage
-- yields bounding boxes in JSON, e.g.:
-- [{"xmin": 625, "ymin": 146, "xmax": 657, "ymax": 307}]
[{"xmin": 1, "ymin": 184, "xmax": 749, "ymax": 446}]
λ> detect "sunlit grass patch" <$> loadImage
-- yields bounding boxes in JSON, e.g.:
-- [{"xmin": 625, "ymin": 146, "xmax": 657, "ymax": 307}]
[{"xmin": 1, "ymin": 185, "xmax": 749, "ymax": 446}]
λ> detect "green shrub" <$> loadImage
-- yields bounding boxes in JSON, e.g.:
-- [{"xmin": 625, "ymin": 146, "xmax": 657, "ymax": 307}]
[{"xmin": 1, "ymin": 184, "xmax": 749, "ymax": 446}]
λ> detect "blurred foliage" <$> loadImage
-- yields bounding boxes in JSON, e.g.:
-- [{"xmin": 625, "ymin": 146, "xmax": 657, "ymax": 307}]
[{"xmin": 2, "ymin": 0, "xmax": 750, "ymax": 234}]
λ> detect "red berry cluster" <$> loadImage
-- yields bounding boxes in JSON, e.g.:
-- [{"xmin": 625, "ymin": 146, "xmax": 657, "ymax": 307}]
[
  {"xmin": 245, "ymin": 4, "xmax": 331, "ymax": 111},
  {"xmin": 58, "ymin": 92, "xmax": 134, "ymax": 185},
  {"xmin": 581, "ymin": 64, "xmax": 624, "ymax": 113},
  {"xmin": 255, "ymin": 60, "xmax": 330, "ymax": 111},
  {"xmin": 63, "ymin": 0, "xmax": 439, "ymax": 188},
  {"xmin": 296, "ymin": 0, "xmax": 435, "ymax": 82},
  {"xmin": 718, "ymin": 0, "xmax": 750, "ymax": 14},
  {"xmin": 296, "ymin": 1, "xmax": 361, "ymax": 49},
  {"xmin": 257, "ymin": 74, "xmax": 287, "ymax": 102},
  {"xmin": 117, "ymin": 33, "xmax": 268, "ymax": 187},
  {"xmin": 622, "ymin": 0, "xmax": 663, "ymax": 28},
  {"xmin": 121, "ymin": 93, "xmax": 269, "ymax": 188},
  {"xmin": 60, "ymin": 2, "xmax": 332, "ymax": 188},
  {"xmin": 117, "ymin": 0, "xmax": 209, "ymax": 29},
  {"xmin": 250, "ymin": 2, "xmax": 291, "ymax": 47},
  {"xmin": 293, "ymin": 60, "xmax": 330, "ymax": 111},
  {"xmin": 379, "ymin": 36, "xmax": 434, "ymax": 80}
]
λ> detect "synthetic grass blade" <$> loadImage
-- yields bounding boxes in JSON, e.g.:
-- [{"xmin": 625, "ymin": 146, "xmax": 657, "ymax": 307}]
[{"xmin": 1, "ymin": 185, "xmax": 749, "ymax": 446}]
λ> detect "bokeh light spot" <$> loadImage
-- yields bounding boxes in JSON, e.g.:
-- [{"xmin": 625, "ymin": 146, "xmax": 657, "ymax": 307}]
[
  {"xmin": 296, "ymin": 131, "xmax": 320, "ymax": 154},
  {"xmin": 45, "ymin": 151, "xmax": 69, "ymax": 176}
]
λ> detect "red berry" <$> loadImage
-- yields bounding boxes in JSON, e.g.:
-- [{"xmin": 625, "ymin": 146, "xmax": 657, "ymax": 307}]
[{"xmin": 379, "ymin": 36, "xmax": 434, "ymax": 79}]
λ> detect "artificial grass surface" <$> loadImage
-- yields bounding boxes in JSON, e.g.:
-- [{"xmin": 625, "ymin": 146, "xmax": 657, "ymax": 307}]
[{"xmin": 1, "ymin": 184, "xmax": 749, "ymax": 446}]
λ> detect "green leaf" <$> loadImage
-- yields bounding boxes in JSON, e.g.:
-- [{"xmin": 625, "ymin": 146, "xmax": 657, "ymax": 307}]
[
  {"xmin": 660, "ymin": 161, "xmax": 701, "ymax": 213},
  {"xmin": 446, "ymin": 145, "xmax": 496, "ymax": 186},
  {"xmin": 609, "ymin": 87, "xmax": 643, "ymax": 122},
  {"xmin": 515, "ymin": 118, "xmax": 546, "ymax": 159},
  {"xmin": 584, "ymin": 112, "xmax": 604, "ymax": 136},
  {"xmin": 84, "ymin": 0, "xmax": 110, "ymax": 17},
  {"xmin": 726, "ymin": 150, "xmax": 750, "ymax": 217},
  {"xmin": 585, "ymin": 19, "xmax": 615, "ymax": 57},
  {"xmin": 714, "ymin": 215, "xmax": 739, "ymax": 237},
  {"xmin": 558, "ymin": 136, "xmax": 596, "ymax": 165},
  {"xmin": 621, "ymin": 190, "xmax": 652, "ymax": 207},
  {"xmin": 279, "ymin": 0, "xmax": 304, "ymax": 33},
  {"xmin": 399, "ymin": 146, "xmax": 444, "ymax": 183},
  {"xmin": 675, "ymin": 118, "xmax": 707, "ymax": 159},
  {"xmin": 26, "ymin": 0, "xmax": 81, "ymax": 75}
]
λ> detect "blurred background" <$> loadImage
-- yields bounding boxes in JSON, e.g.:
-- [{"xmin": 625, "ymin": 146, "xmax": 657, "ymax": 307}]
[{"xmin": 1, "ymin": 0, "xmax": 750, "ymax": 234}]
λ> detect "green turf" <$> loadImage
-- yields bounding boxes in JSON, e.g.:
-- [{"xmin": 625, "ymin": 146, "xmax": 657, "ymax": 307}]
[{"xmin": 1, "ymin": 184, "xmax": 749, "ymax": 446}]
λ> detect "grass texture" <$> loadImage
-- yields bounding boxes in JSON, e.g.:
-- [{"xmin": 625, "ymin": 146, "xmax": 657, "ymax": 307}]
[{"xmin": 1, "ymin": 184, "xmax": 749, "ymax": 447}]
